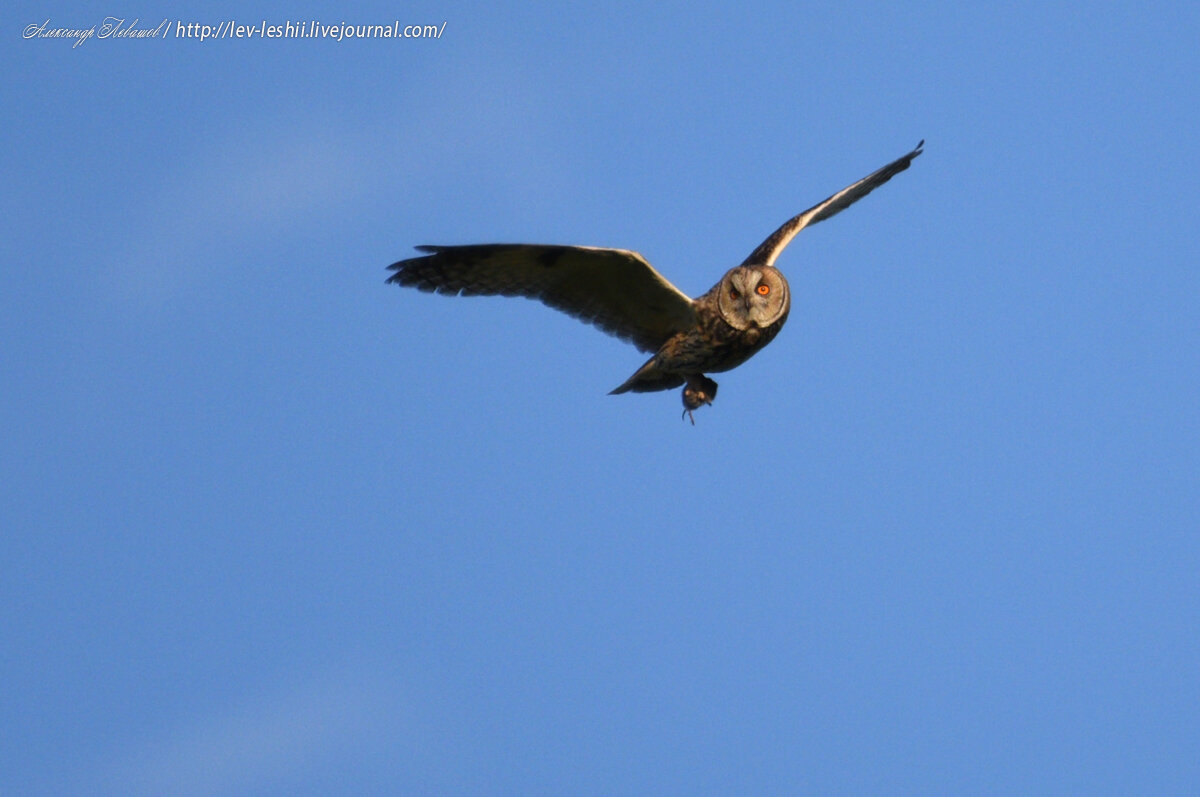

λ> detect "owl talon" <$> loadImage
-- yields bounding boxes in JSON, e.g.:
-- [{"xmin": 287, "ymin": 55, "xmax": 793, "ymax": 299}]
[{"xmin": 680, "ymin": 375, "xmax": 718, "ymax": 424}]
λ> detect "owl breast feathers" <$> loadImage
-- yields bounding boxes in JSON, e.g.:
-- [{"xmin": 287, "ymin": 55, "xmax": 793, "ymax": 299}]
[{"xmin": 387, "ymin": 141, "xmax": 923, "ymax": 422}]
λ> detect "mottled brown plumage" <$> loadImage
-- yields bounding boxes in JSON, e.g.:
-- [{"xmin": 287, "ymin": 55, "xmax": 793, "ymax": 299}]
[{"xmin": 387, "ymin": 142, "xmax": 923, "ymax": 421}]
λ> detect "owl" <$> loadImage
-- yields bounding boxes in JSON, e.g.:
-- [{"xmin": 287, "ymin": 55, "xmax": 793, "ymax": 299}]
[{"xmin": 388, "ymin": 142, "xmax": 923, "ymax": 422}]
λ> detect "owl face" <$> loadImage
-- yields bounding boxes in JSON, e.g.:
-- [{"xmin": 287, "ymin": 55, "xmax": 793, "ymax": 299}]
[{"xmin": 715, "ymin": 265, "xmax": 790, "ymax": 331}]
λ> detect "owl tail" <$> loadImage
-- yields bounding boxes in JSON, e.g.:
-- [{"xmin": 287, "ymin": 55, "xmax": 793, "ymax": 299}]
[{"xmin": 609, "ymin": 356, "xmax": 685, "ymax": 394}]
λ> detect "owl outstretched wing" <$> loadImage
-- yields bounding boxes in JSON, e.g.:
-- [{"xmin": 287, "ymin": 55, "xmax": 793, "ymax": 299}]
[
  {"xmin": 387, "ymin": 244, "xmax": 698, "ymax": 353},
  {"xmin": 742, "ymin": 140, "xmax": 924, "ymax": 267}
]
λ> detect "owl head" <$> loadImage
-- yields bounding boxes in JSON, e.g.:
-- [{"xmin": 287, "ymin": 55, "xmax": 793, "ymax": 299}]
[{"xmin": 715, "ymin": 265, "xmax": 790, "ymax": 330}]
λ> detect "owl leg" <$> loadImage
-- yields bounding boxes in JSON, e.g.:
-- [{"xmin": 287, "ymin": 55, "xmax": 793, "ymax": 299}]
[{"xmin": 681, "ymin": 375, "xmax": 718, "ymax": 425}]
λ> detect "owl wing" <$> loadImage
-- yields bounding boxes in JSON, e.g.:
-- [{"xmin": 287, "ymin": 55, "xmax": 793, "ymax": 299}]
[
  {"xmin": 742, "ymin": 140, "xmax": 924, "ymax": 267},
  {"xmin": 387, "ymin": 244, "xmax": 698, "ymax": 353}
]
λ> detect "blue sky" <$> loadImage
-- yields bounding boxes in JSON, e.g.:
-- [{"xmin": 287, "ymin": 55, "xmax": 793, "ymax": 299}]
[{"xmin": 3, "ymin": 1, "xmax": 1198, "ymax": 794}]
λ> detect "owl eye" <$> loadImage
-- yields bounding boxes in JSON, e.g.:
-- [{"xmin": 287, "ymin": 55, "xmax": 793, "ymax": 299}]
[
  {"xmin": 756, "ymin": 283, "xmax": 770, "ymax": 296},
  {"xmin": 729, "ymin": 287, "xmax": 740, "ymax": 300}
]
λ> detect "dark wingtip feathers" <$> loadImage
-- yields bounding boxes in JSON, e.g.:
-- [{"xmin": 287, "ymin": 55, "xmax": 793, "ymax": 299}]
[{"xmin": 385, "ymin": 245, "xmax": 440, "ymax": 285}]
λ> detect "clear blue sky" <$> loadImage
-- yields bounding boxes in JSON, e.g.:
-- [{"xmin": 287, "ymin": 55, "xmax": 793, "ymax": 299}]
[{"xmin": 4, "ymin": 1, "xmax": 1198, "ymax": 794}]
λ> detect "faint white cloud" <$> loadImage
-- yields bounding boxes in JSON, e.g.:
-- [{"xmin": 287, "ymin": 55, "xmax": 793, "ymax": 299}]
[
  {"xmin": 105, "ymin": 115, "xmax": 382, "ymax": 305},
  {"xmin": 104, "ymin": 659, "xmax": 407, "ymax": 796},
  {"xmin": 105, "ymin": 57, "xmax": 579, "ymax": 309}
]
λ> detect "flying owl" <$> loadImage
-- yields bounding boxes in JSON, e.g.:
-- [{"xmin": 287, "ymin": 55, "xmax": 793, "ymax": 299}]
[{"xmin": 388, "ymin": 141, "xmax": 923, "ymax": 422}]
